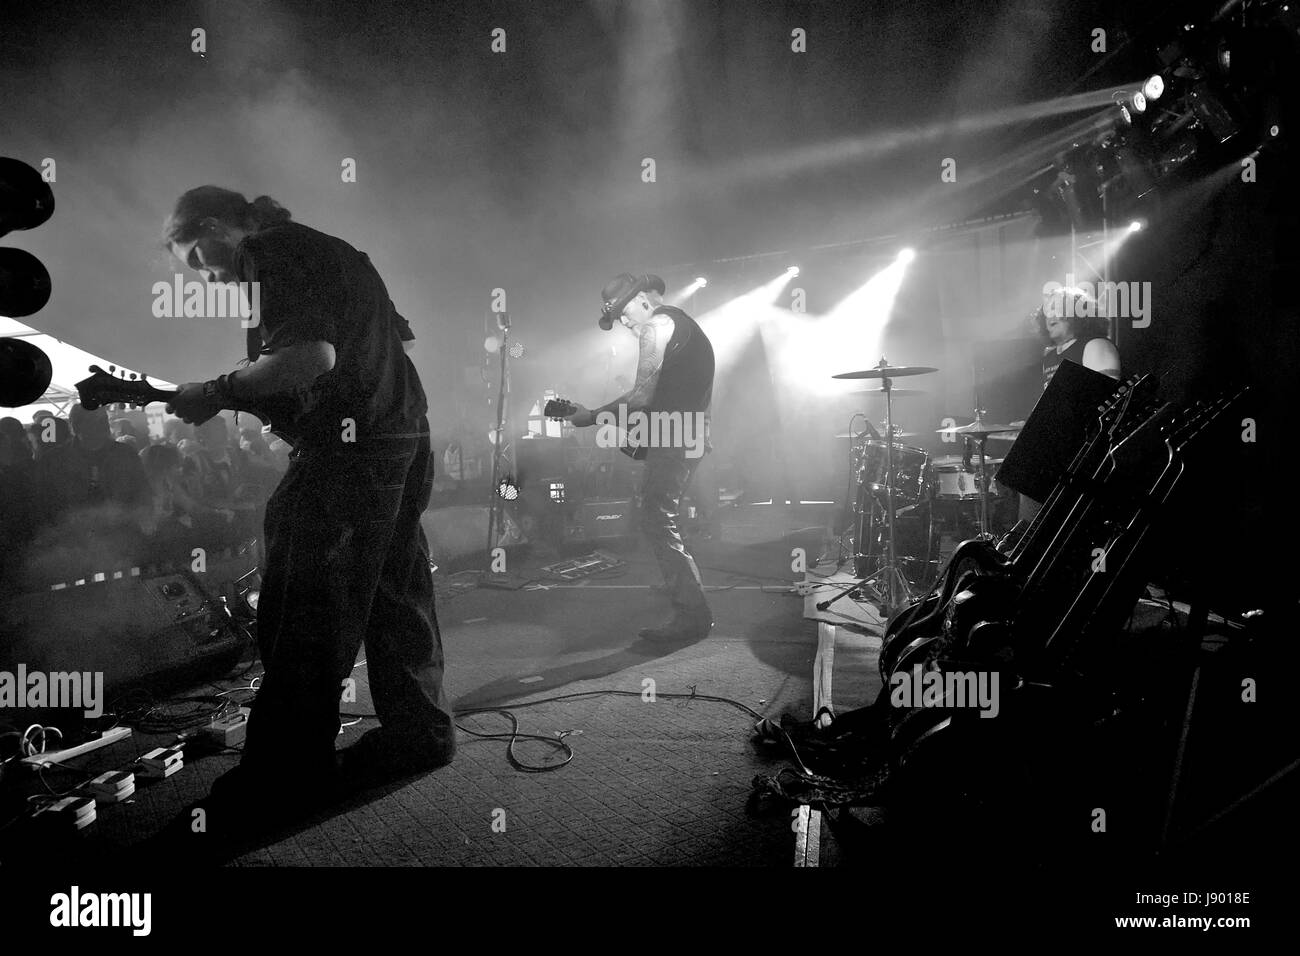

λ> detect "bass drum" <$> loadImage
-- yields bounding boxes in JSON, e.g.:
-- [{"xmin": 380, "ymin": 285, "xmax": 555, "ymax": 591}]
[
  {"xmin": 853, "ymin": 484, "xmax": 941, "ymax": 589},
  {"xmin": 857, "ymin": 441, "xmax": 930, "ymax": 507}
]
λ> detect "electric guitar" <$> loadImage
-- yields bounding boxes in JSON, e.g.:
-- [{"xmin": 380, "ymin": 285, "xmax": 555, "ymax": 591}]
[
  {"xmin": 542, "ymin": 397, "xmax": 648, "ymax": 460},
  {"xmin": 878, "ymin": 372, "xmax": 1158, "ymax": 680},
  {"xmin": 74, "ymin": 365, "xmax": 311, "ymax": 447}
]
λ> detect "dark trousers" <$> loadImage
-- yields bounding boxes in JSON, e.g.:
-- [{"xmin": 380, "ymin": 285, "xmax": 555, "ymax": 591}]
[
  {"xmin": 639, "ymin": 448, "xmax": 710, "ymax": 617},
  {"xmin": 243, "ymin": 423, "xmax": 453, "ymax": 778}
]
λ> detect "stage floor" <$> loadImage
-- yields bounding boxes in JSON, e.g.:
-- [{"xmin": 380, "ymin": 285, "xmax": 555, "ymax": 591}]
[{"xmin": 1, "ymin": 503, "xmax": 833, "ymax": 867}]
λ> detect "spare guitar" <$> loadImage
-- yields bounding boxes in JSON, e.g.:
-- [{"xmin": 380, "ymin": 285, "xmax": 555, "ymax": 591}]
[
  {"xmin": 542, "ymin": 397, "xmax": 648, "ymax": 460},
  {"xmin": 74, "ymin": 364, "xmax": 311, "ymax": 447},
  {"xmin": 878, "ymin": 372, "xmax": 1158, "ymax": 680}
]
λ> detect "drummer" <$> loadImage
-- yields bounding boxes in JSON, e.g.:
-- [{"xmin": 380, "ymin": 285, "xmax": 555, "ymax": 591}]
[{"xmin": 1019, "ymin": 287, "xmax": 1122, "ymax": 522}]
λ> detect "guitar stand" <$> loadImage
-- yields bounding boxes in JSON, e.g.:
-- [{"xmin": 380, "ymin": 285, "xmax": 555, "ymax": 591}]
[{"xmin": 1161, "ymin": 604, "xmax": 1297, "ymax": 852}]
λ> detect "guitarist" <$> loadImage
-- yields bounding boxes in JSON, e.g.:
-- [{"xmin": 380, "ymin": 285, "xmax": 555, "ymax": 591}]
[
  {"xmin": 160, "ymin": 186, "xmax": 455, "ymax": 822},
  {"xmin": 561, "ymin": 273, "xmax": 716, "ymax": 642}
]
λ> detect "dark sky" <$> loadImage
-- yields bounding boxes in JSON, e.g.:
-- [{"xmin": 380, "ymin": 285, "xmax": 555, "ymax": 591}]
[{"xmin": 1, "ymin": 0, "xmax": 1146, "ymax": 417}]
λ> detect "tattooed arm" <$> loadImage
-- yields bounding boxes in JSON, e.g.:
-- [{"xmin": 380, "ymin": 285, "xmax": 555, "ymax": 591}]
[
  {"xmin": 622, "ymin": 316, "xmax": 672, "ymax": 412},
  {"xmin": 568, "ymin": 316, "xmax": 674, "ymax": 425}
]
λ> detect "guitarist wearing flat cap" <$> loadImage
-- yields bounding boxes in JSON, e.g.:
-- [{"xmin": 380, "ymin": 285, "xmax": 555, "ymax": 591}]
[{"xmin": 561, "ymin": 273, "xmax": 716, "ymax": 642}]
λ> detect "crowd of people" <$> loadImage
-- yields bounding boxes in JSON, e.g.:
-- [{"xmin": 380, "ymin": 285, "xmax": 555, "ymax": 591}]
[{"xmin": 0, "ymin": 404, "xmax": 291, "ymax": 592}]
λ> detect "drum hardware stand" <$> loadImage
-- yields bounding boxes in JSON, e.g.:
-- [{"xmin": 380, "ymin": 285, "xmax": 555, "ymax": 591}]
[
  {"xmin": 819, "ymin": 358, "xmax": 926, "ymax": 619},
  {"xmin": 967, "ymin": 361, "xmax": 995, "ymax": 541},
  {"xmin": 830, "ymin": 416, "xmax": 871, "ymax": 571},
  {"xmin": 969, "ymin": 426, "xmax": 994, "ymax": 541},
  {"xmin": 937, "ymin": 410, "xmax": 1020, "ymax": 543}
]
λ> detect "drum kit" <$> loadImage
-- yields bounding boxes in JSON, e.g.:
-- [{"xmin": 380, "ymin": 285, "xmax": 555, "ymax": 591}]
[{"xmin": 823, "ymin": 358, "xmax": 1021, "ymax": 617}]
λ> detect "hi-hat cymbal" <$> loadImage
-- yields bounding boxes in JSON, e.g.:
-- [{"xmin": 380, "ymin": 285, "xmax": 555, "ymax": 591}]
[
  {"xmin": 853, "ymin": 387, "xmax": 926, "ymax": 396},
  {"xmin": 833, "ymin": 365, "xmax": 938, "ymax": 380},
  {"xmin": 935, "ymin": 420, "xmax": 1021, "ymax": 436}
]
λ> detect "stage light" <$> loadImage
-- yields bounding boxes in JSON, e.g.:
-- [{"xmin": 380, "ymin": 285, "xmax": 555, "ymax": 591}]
[
  {"xmin": 1188, "ymin": 84, "xmax": 1239, "ymax": 143},
  {"xmin": 1114, "ymin": 91, "xmax": 1134, "ymax": 125},
  {"xmin": 771, "ymin": 254, "xmax": 913, "ymax": 395},
  {"xmin": 1128, "ymin": 220, "xmax": 1144, "ymax": 233},
  {"xmin": 897, "ymin": 247, "xmax": 916, "ymax": 264},
  {"xmin": 786, "ymin": 266, "xmax": 800, "ymax": 277},
  {"xmin": 669, "ymin": 276, "xmax": 708, "ymax": 305},
  {"xmin": 497, "ymin": 476, "xmax": 519, "ymax": 500},
  {"xmin": 484, "ymin": 335, "xmax": 500, "ymax": 354},
  {"xmin": 1216, "ymin": 42, "xmax": 1231, "ymax": 73},
  {"xmin": 1143, "ymin": 75, "xmax": 1165, "ymax": 102},
  {"xmin": 1131, "ymin": 91, "xmax": 1147, "ymax": 113},
  {"xmin": 508, "ymin": 341, "xmax": 525, "ymax": 359},
  {"xmin": 695, "ymin": 270, "xmax": 799, "ymax": 374}
]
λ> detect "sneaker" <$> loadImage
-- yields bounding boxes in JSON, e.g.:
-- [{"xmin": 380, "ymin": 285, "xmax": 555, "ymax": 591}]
[{"xmin": 340, "ymin": 726, "xmax": 456, "ymax": 785}]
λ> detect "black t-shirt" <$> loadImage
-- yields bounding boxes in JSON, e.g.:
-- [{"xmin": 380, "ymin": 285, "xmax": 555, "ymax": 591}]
[
  {"xmin": 1041, "ymin": 337, "xmax": 1099, "ymax": 390},
  {"xmin": 234, "ymin": 222, "xmax": 427, "ymax": 445}
]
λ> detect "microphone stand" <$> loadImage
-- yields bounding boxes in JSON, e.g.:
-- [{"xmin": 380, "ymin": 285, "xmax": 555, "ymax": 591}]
[{"xmin": 486, "ymin": 313, "xmax": 514, "ymax": 558}]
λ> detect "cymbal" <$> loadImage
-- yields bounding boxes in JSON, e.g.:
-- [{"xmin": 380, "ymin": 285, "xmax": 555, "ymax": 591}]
[
  {"xmin": 935, "ymin": 420, "xmax": 1021, "ymax": 436},
  {"xmin": 853, "ymin": 387, "xmax": 926, "ymax": 396},
  {"xmin": 832, "ymin": 365, "xmax": 938, "ymax": 380}
]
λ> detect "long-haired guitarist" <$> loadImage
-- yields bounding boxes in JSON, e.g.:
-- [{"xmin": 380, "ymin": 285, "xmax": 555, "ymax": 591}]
[
  {"xmin": 560, "ymin": 273, "xmax": 716, "ymax": 642},
  {"xmin": 161, "ymin": 186, "xmax": 455, "ymax": 822}
]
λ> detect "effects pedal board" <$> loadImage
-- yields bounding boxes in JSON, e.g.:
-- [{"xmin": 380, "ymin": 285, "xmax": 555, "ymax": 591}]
[{"xmin": 199, "ymin": 706, "xmax": 251, "ymax": 748}]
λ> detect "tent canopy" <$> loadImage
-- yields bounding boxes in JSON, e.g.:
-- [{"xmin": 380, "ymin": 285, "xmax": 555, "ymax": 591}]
[{"xmin": 1, "ymin": 316, "xmax": 176, "ymax": 424}]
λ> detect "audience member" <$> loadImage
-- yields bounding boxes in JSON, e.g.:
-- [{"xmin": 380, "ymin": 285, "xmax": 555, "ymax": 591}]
[{"xmin": 36, "ymin": 404, "xmax": 151, "ymax": 526}]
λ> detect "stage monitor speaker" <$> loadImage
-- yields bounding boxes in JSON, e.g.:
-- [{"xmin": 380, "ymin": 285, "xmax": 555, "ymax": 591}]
[
  {"xmin": 563, "ymin": 498, "xmax": 635, "ymax": 543},
  {"xmin": 0, "ymin": 565, "xmax": 250, "ymax": 698}
]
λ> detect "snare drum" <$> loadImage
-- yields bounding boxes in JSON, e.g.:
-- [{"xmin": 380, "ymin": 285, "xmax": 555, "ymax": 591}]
[
  {"xmin": 931, "ymin": 456, "xmax": 1003, "ymax": 500},
  {"xmin": 857, "ymin": 441, "xmax": 930, "ymax": 507}
]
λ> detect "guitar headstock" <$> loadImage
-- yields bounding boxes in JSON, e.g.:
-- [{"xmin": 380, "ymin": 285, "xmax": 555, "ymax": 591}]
[
  {"xmin": 1100, "ymin": 372, "xmax": 1159, "ymax": 436},
  {"xmin": 542, "ymin": 397, "xmax": 578, "ymax": 420},
  {"xmin": 75, "ymin": 364, "xmax": 172, "ymax": 411}
]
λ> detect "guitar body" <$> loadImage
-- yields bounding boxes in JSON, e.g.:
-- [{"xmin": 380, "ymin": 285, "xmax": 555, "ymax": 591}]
[{"xmin": 878, "ymin": 536, "xmax": 1009, "ymax": 680}]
